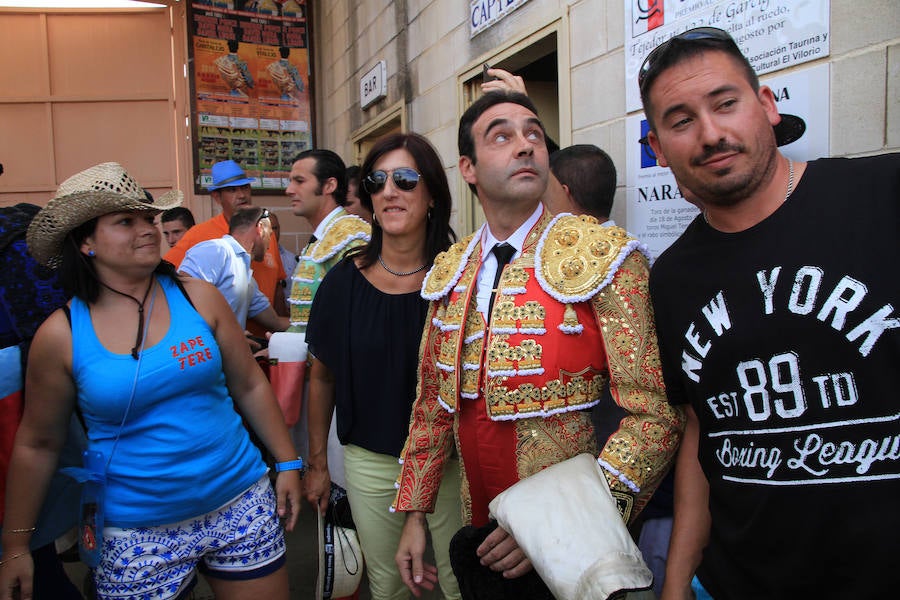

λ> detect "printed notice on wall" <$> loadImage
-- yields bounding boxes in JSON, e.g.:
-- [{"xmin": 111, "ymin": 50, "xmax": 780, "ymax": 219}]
[
  {"xmin": 189, "ymin": 0, "xmax": 311, "ymax": 192},
  {"xmin": 626, "ymin": 64, "xmax": 830, "ymax": 261},
  {"xmin": 624, "ymin": 0, "xmax": 830, "ymax": 112}
]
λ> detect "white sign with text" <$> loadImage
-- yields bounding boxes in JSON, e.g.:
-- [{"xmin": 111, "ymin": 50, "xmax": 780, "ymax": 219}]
[
  {"xmin": 360, "ymin": 60, "xmax": 387, "ymax": 109},
  {"xmin": 625, "ymin": 0, "xmax": 830, "ymax": 112},
  {"xmin": 470, "ymin": 0, "xmax": 531, "ymax": 38}
]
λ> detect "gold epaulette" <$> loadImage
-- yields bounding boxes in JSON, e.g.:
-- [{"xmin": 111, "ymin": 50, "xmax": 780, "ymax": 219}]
[
  {"xmin": 422, "ymin": 230, "xmax": 481, "ymax": 300},
  {"xmin": 535, "ymin": 214, "xmax": 645, "ymax": 303},
  {"xmin": 308, "ymin": 213, "xmax": 371, "ymax": 263}
]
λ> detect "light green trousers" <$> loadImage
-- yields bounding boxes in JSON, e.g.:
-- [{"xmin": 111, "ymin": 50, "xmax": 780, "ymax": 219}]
[{"xmin": 343, "ymin": 444, "xmax": 462, "ymax": 600}]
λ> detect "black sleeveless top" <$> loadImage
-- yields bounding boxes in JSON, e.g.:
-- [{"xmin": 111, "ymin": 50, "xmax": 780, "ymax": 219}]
[{"xmin": 306, "ymin": 258, "xmax": 429, "ymax": 457}]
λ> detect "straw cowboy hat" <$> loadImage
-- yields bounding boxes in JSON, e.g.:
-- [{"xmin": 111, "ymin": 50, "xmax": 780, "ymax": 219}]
[
  {"xmin": 27, "ymin": 162, "xmax": 182, "ymax": 267},
  {"xmin": 316, "ymin": 483, "xmax": 363, "ymax": 600},
  {"xmin": 316, "ymin": 509, "xmax": 363, "ymax": 599}
]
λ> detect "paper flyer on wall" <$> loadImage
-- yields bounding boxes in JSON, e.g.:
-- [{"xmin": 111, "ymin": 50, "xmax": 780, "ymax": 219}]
[{"xmin": 624, "ymin": 0, "xmax": 830, "ymax": 112}]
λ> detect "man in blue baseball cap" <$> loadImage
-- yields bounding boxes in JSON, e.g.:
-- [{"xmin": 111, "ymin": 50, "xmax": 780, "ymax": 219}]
[
  {"xmin": 165, "ymin": 160, "xmax": 286, "ymax": 333},
  {"xmin": 207, "ymin": 159, "xmax": 257, "ymax": 192}
]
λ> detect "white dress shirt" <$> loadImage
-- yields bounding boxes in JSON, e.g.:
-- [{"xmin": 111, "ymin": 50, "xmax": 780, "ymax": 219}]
[
  {"xmin": 180, "ymin": 235, "xmax": 269, "ymax": 329},
  {"xmin": 475, "ymin": 203, "xmax": 543, "ymax": 317}
]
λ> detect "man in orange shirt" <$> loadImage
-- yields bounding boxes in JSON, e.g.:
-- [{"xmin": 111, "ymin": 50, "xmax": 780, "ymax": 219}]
[{"xmin": 164, "ymin": 160, "xmax": 286, "ymax": 330}]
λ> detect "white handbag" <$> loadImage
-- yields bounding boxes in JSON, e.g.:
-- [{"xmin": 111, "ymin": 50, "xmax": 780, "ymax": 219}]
[{"xmin": 488, "ymin": 453, "xmax": 653, "ymax": 600}]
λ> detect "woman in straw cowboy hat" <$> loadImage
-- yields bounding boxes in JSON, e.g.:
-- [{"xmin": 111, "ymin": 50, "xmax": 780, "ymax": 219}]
[{"xmin": 0, "ymin": 163, "xmax": 302, "ymax": 600}]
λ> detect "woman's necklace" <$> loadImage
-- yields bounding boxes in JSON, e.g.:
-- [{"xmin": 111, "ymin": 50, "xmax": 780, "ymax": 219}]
[
  {"xmin": 98, "ymin": 276, "xmax": 155, "ymax": 359},
  {"xmin": 378, "ymin": 254, "xmax": 427, "ymax": 277}
]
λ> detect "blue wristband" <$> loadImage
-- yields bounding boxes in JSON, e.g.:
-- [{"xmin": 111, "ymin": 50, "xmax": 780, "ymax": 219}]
[{"xmin": 274, "ymin": 457, "xmax": 305, "ymax": 473}]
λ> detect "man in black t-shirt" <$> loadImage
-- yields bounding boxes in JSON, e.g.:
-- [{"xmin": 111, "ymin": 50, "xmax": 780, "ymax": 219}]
[{"xmin": 640, "ymin": 27, "xmax": 900, "ymax": 599}]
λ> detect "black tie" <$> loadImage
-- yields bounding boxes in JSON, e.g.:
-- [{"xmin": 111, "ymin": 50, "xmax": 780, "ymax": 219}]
[
  {"xmin": 302, "ymin": 234, "xmax": 317, "ymax": 254},
  {"xmin": 487, "ymin": 243, "xmax": 515, "ymax": 317}
]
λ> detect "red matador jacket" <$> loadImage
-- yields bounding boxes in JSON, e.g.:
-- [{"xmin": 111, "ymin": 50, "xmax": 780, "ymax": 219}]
[{"xmin": 392, "ymin": 210, "xmax": 685, "ymax": 524}]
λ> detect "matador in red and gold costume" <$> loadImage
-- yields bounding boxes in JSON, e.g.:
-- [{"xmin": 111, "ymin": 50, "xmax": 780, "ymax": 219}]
[{"xmin": 393, "ymin": 205, "xmax": 685, "ymax": 527}]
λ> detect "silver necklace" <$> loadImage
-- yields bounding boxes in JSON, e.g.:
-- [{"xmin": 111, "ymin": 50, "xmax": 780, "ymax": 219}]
[
  {"xmin": 703, "ymin": 157, "xmax": 794, "ymax": 225},
  {"xmin": 784, "ymin": 157, "xmax": 795, "ymax": 200},
  {"xmin": 378, "ymin": 254, "xmax": 427, "ymax": 276}
]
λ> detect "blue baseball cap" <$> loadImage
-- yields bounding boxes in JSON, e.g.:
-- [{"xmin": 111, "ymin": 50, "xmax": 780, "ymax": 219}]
[{"xmin": 208, "ymin": 160, "xmax": 255, "ymax": 191}]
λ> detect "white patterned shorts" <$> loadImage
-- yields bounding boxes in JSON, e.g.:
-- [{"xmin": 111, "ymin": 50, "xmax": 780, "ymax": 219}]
[{"xmin": 94, "ymin": 475, "xmax": 286, "ymax": 600}]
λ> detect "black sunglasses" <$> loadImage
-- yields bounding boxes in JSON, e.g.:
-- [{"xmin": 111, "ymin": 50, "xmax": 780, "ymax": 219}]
[
  {"xmin": 638, "ymin": 27, "xmax": 737, "ymax": 93},
  {"xmin": 363, "ymin": 167, "xmax": 422, "ymax": 194}
]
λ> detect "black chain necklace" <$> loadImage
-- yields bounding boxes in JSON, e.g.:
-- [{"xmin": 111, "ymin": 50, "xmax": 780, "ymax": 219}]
[
  {"xmin": 378, "ymin": 254, "xmax": 427, "ymax": 276},
  {"xmin": 99, "ymin": 276, "xmax": 155, "ymax": 359}
]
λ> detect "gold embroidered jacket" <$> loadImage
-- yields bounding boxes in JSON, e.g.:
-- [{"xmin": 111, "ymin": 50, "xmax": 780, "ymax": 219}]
[
  {"xmin": 393, "ymin": 211, "xmax": 684, "ymax": 524},
  {"xmin": 287, "ymin": 209, "xmax": 370, "ymax": 333}
]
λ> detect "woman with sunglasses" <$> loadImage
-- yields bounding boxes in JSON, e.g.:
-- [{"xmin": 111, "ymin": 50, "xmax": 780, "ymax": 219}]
[{"xmin": 304, "ymin": 133, "xmax": 462, "ymax": 600}]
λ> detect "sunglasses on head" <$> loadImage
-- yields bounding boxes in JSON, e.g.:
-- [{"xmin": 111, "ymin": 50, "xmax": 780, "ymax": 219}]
[
  {"xmin": 256, "ymin": 208, "xmax": 270, "ymax": 223},
  {"xmin": 638, "ymin": 27, "xmax": 738, "ymax": 93},
  {"xmin": 363, "ymin": 167, "xmax": 422, "ymax": 194}
]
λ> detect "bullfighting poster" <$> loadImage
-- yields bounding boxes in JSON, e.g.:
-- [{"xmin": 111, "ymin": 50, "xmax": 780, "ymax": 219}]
[{"xmin": 189, "ymin": 0, "xmax": 312, "ymax": 192}]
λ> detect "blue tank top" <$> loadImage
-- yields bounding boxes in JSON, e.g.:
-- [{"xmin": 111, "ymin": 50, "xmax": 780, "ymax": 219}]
[{"xmin": 70, "ymin": 275, "xmax": 266, "ymax": 527}]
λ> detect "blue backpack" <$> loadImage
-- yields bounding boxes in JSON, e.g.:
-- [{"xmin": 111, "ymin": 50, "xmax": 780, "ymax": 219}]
[
  {"xmin": 0, "ymin": 203, "xmax": 68, "ymax": 350},
  {"xmin": 0, "ymin": 203, "xmax": 83, "ymax": 556}
]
